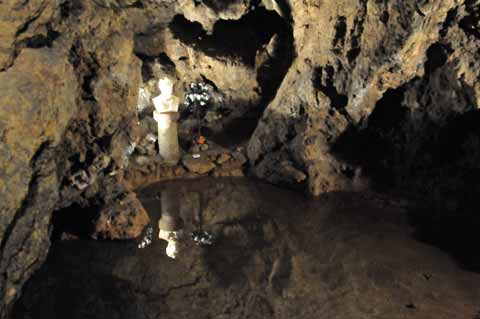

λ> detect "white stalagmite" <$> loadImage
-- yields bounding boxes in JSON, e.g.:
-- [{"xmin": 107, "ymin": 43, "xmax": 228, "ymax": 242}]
[
  {"xmin": 158, "ymin": 229, "xmax": 184, "ymax": 259},
  {"xmin": 158, "ymin": 189, "xmax": 184, "ymax": 259},
  {"xmin": 152, "ymin": 78, "xmax": 180, "ymax": 164}
]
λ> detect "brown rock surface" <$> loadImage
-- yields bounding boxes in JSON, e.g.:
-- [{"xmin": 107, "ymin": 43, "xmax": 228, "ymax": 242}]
[
  {"xmin": 1, "ymin": 0, "xmax": 480, "ymax": 317},
  {"xmin": 248, "ymin": 0, "xmax": 465, "ymax": 195},
  {"xmin": 13, "ymin": 178, "xmax": 480, "ymax": 319},
  {"xmin": 175, "ymin": 0, "xmax": 252, "ymax": 32},
  {"xmin": 182, "ymin": 156, "xmax": 217, "ymax": 174},
  {"xmin": 0, "ymin": 0, "xmax": 58, "ymax": 70},
  {"xmin": 216, "ymin": 153, "xmax": 232, "ymax": 164},
  {"xmin": 331, "ymin": 1, "xmax": 480, "ymax": 227},
  {"xmin": 0, "ymin": 1, "xmax": 151, "ymax": 314},
  {"xmin": 94, "ymin": 192, "xmax": 150, "ymax": 240},
  {"xmin": 134, "ymin": 1, "xmax": 293, "ymax": 136},
  {"xmin": 0, "ymin": 47, "xmax": 78, "ymax": 317}
]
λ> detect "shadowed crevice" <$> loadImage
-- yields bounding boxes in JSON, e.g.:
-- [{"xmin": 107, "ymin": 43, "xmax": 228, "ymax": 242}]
[{"xmin": 169, "ymin": 7, "xmax": 286, "ymax": 66}]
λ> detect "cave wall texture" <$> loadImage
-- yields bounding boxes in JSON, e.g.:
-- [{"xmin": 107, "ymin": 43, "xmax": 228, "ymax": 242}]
[{"xmin": 1, "ymin": 0, "xmax": 480, "ymax": 317}]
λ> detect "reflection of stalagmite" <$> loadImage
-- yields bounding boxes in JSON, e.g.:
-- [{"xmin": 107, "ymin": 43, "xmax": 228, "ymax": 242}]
[
  {"xmin": 158, "ymin": 188, "xmax": 184, "ymax": 259},
  {"xmin": 152, "ymin": 78, "xmax": 180, "ymax": 164}
]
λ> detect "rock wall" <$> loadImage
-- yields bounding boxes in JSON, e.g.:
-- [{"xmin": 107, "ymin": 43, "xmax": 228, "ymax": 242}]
[
  {"xmin": 248, "ymin": 0, "xmax": 468, "ymax": 195},
  {"xmin": 0, "ymin": 0, "xmax": 167, "ymax": 316},
  {"xmin": 332, "ymin": 2, "xmax": 480, "ymax": 265},
  {"xmin": 1, "ymin": 0, "xmax": 480, "ymax": 317},
  {"xmin": 0, "ymin": 47, "xmax": 78, "ymax": 314}
]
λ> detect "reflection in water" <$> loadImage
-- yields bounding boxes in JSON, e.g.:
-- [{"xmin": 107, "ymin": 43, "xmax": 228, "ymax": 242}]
[
  {"xmin": 137, "ymin": 184, "xmax": 214, "ymax": 253},
  {"xmin": 137, "ymin": 226, "xmax": 153, "ymax": 249},
  {"xmin": 14, "ymin": 177, "xmax": 480, "ymax": 319}
]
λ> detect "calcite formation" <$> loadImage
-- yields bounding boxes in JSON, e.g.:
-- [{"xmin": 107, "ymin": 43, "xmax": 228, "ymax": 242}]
[
  {"xmin": 1, "ymin": 0, "xmax": 480, "ymax": 317},
  {"xmin": 153, "ymin": 78, "xmax": 181, "ymax": 164}
]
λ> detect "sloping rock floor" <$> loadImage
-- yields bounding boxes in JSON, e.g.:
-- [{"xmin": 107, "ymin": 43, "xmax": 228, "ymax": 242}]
[{"xmin": 13, "ymin": 178, "xmax": 480, "ymax": 319}]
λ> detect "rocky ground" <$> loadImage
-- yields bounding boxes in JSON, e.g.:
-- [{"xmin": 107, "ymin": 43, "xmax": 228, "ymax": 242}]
[
  {"xmin": 12, "ymin": 178, "xmax": 480, "ymax": 319},
  {"xmin": 2, "ymin": 0, "xmax": 480, "ymax": 317},
  {"xmin": 124, "ymin": 140, "xmax": 249, "ymax": 189}
]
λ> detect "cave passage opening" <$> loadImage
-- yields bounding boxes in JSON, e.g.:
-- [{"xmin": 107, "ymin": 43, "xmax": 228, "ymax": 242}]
[{"xmin": 167, "ymin": 4, "xmax": 294, "ymax": 148}]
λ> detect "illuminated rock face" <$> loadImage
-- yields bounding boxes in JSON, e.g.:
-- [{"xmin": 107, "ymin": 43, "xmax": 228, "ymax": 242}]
[
  {"xmin": 4, "ymin": 0, "xmax": 480, "ymax": 317},
  {"xmin": 153, "ymin": 78, "xmax": 181, "ymax": 164}
]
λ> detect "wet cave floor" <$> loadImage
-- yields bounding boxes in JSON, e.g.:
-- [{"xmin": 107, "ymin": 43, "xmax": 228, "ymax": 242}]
[{"xmin": 13, "ymin": 178, "xmax": 480, "ymax": 319}]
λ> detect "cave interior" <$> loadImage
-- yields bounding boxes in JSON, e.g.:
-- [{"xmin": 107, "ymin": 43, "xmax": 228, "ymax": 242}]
[{"xmin": 1, "ymin": 0, "xmax": 480, "ymax": 318}]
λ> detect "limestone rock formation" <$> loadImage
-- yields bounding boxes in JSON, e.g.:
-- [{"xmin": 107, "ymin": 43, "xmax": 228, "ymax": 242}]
[
  {"xmin": 175, "ymin": 0, "xmax": 252, "ymax": 32},
  {"xmin": 0, "ymin": 0, "xmax": 58, "ymax": 71},
  {"xmin": 1, "ymin": 0, "xmax": 480, "ymax": 317},
  {"xmin": 0, "ymin": 0, "xmax": 148, "ymax": 315},
  {"xmin": 94, "ymin": 192, "xmax": 150, "ymax": 239},
  {"xmin": 134, "ymin": 3, "xmax": 293, "ymax": 137},
  {"xmin": 248, "ymin": 0, "xmax": 464, "ymax": 195},
  {"xmin": 0, "ymin": 48, "xmax": 78, "ymax": 316}
]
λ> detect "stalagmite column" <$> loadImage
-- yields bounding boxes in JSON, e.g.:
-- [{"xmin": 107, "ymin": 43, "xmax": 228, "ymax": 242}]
[
  {"xmin": 152, "ymin": 78, "xmax": 180, "ymax": 164},
  {"xmin": 158, "ymin": 187, "xmax": 184, "ymax": 259}
]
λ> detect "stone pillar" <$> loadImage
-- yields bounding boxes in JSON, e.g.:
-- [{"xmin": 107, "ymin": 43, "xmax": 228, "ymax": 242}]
[
  {"xmin": 152, "ymin": 78, "xmax": 180, "ymax": 164},
  {"xmin": 158, "ymin": 187, "xmax": 184, "ymax": 259}
]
